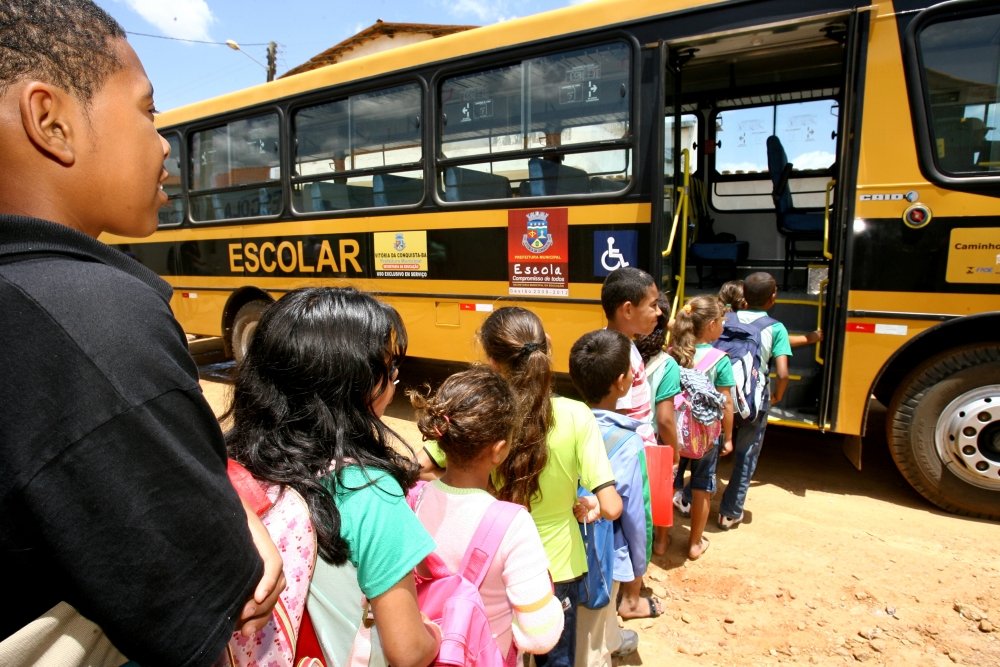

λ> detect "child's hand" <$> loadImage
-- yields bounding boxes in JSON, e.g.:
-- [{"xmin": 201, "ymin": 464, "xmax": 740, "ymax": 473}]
[
  {"xmin": 574, "ymin": 495, "xmax": 601, "ymax": 524},
  {"xmin": 721, "ymin": 439, "xmax": 734, "ymax": 457},
  {"xmin": 806, "ymin": 329, "xmax": 823, "ymax": 344}
]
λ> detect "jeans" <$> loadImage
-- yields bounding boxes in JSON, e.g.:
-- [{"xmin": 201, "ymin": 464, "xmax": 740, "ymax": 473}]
[
  {"xmin": 534, "ymin": 579, "xmax": 579, "ymax": 667},
  {"xmin": 718, "ymin": 411, "xmax": 769, "ymax": 519},
  {"xmin": 672, "ymin": 441, "xmax": 720, "ymax": 495}
]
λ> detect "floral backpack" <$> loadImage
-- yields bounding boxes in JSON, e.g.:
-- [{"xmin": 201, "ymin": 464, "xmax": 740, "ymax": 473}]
[
  {"xmin": 223, "ymin": 461, "xmax": 325, "ymax": 667},
  {"xmin": 674, "ymin": 349, "xmax": 727, "ymax": 459}
]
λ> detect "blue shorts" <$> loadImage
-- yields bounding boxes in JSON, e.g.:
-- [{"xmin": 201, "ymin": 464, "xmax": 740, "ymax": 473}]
[{"xmin": 676, "ymin": 441, "xmax": 720, "ymax": 494}]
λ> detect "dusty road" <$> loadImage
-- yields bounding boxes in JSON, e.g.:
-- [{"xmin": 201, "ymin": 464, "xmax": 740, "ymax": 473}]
[{"xmin": 200, "ymin": 376, "xmax": 1000, "ymax": 666}]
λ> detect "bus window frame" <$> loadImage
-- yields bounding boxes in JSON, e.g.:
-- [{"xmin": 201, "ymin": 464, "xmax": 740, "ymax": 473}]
[
  {"xmin": 430, "ymin": 32, "xmax": 641, "ymax": 207},
  {"xmin": 904, "ymin": 0, "xmax": 1000, "ymax": 194},
  {"xmin": 288, "ymin": 77, "xmax": 428, "ymax": 215},
  {"xmin": 185, "ymin": 106, "xmax": 287, "ymax": 225},
  {"xmin": 709, "ymin": 97, "xmax": 840, "ymax": 213}
]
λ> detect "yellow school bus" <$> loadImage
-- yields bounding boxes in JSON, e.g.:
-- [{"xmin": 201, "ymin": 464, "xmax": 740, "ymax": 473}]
[{"xmin": 106, "ymin": 0, "xmax": 999, "ymax": 519}]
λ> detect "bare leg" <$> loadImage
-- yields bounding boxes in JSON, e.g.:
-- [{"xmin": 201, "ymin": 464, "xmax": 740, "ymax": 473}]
[
  {"xmin": 652, "ymin": 525, "xmax": 670, "ymax": 556},
  {"xmin": 688, "ymin": 489, "xmax": 711, "ymax": 560}
]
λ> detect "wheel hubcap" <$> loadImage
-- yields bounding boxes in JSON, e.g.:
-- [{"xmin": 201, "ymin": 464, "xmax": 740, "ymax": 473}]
[{"xmin": 935, "ymin": 385, "xmax": 1000, "ymax": 491}]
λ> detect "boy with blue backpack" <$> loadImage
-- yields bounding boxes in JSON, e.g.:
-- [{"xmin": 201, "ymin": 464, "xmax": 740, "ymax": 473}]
[
  {"xmin": 713, "ymin": 272, "xmax": 795, "ymax": 530},
  {"xmin": 569, "ymin": 329, "xmax": 650, "ymax": 663}
]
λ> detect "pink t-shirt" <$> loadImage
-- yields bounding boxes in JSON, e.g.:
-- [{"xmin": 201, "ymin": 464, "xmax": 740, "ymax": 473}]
[
  {"xmin": 616, "ymin": 341, "xmax": 655, "ymax": 446},
  {"xmin": 412, "ymin": 480, "xmax": 563, "ymax": 655}
]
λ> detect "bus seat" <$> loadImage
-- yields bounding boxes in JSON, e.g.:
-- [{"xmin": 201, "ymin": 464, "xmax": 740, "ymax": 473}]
[
  {"xmin": 373, "ymin": 173, "xmax": 424, "ymax": 207},
  {"xmin": 588, "ymin": 176, "xmax": 624, "ymax": 193},
  {"xmin": 311, "ymin": 182, "xmax": 375, "ymax": 210},
  {"xmin": 525, "ymin": 158, "xmax": 590, "ymax": 196},
  {"xmin": 443, "ymin": 167, "xmax": 513, "ymax": 201},
  {"xmin": 766, "ymin": 135, "xmax": 823, "ymax": 289}
]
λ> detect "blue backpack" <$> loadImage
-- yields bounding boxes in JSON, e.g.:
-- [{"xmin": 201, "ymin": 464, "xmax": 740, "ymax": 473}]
[{"xmin": 714, "ymin": 312, "xmax": 776, "ymax": 426}]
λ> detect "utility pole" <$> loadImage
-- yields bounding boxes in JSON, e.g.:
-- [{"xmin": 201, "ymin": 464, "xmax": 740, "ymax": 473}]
[{"xmin": 266, "ymin": 41, "xmax": 277, "ymax": 82}]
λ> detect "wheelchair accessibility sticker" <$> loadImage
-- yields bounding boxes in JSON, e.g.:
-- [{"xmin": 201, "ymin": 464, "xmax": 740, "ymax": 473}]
[{"xmin": 593, "ymin": 231, "xmax": 637, "ymax": 276}]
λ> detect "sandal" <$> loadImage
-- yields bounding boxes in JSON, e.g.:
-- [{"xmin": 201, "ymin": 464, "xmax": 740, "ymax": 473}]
[{"xmin": 618, "ymin": 593, "xmax": 662, "ymax": 620}]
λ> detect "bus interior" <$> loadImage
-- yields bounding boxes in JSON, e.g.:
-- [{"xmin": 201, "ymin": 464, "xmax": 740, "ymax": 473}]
[{"xmin": 661, "ymin": 12, "xmax": 856, "ymax": 428}]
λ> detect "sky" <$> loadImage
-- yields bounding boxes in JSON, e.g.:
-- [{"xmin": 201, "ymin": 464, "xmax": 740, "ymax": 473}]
[{"xmin": 101, "ymin": 0, "xmax": 585, "ymax": 112}]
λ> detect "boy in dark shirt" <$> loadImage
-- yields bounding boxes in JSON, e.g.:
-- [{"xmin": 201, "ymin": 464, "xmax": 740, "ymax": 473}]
[{"xmin": 0, "ymin": 1, "xmax": 282, "ymax": 663}]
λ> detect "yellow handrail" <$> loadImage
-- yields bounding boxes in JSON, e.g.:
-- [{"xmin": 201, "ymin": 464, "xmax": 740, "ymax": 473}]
[
  {"xmin": 815, "ymin": 277, "xmax": 828, "ymax": 365},
  {"xmin": 661, "ymin": 148, "xmax": 691, "ymax": 259},
  {"xmin": 823, "ymin": 179, "xmax": 835, "ymax": 260}
]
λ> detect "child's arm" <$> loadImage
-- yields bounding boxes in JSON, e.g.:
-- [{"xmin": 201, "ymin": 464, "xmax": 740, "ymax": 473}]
[
  {"xmin": 594, "ymin": 483, "xmax": 623, "ymax": 521},
  {"xmin": 789, "ymin": 329, "xmax": 823, "ymax": 348},
  {"xmin": 771, "ymin": 354, "xmax": 790, "ymax": 405},
  {"xmin": 502, "ymin": 511, "xmax": 564, "ymax": 654},
  {"xmin": 235, "ymin": 497, "xmax": 287, "ymax": 637},
  {"xmin": 718, "ymin": 385, "xmax": 734, "ymax": 456},
  {"xmin": 416, "ymin": 447, "xmax": 444, "ymax": 481},
  {"xmin": 370, "ymin": 574, "xmax": 441, "ymax": 667},
  {"xmin": 655, "ymin": 399, "xmax": 678, "ymax": 450}
]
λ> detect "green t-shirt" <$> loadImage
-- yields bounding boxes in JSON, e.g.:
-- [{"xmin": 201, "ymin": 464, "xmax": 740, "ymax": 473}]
[
  {"xmin": 737, "ymin": 310, "xmax": 792, "ymax": 370},
  {"xmin": 646, "ymin": 351, "xmax": 682, "ymax": 404},
  {"xmin": 695, "ymin": 343, "xmax": 735, "ymax": 388},
  {"xmin": 308, "ymin": 465, "xmax": 434, "ymax": 666},
  {"xmin": 425, "ymin": 396, "xmax": 614, "ymax": 583}
]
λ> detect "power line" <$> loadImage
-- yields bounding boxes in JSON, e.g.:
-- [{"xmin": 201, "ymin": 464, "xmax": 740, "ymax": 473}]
[{"xmin": 125, "ymin": 30, "xmax": 269, "ymax": 47}]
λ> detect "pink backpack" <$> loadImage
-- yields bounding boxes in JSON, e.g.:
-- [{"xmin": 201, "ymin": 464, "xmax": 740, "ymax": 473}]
[
  {"xmin": 223, "ymin": 461, "xmax": 323, "ymax": 667},
  {"xmin": 407, "ymin": 482, "xmax": 521, "ymax": 667},
  {"xmin": 673, "ymin": 348, "xmax": 727, "ymax": 459}
]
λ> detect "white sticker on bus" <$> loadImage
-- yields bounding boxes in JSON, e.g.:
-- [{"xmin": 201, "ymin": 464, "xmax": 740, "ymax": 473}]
[{"xmin": 874, "ymin": 323, "xmax": 907, "ymax": 336}]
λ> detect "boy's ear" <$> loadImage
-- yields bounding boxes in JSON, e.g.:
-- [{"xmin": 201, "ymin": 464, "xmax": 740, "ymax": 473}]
[
  {"xmin": 19, "ymin": 82, "xmax": 77, "ymax": 166},
  {"xmin": 618, "ymin": 300, "xmax": 634, "ymax": 321},
  {"xmin": 614, "ymin": 372, "xmax": 631, "ymax": 397}
]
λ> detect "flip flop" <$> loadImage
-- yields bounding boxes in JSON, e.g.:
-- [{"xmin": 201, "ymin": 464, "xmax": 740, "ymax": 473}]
[
  {"xmin": 618, "ymin": 593, "xmax": 662, "ymax": 619},
  {"xmin": 688, "ymin": 535, "xmax": 710, "ymax": 561}
]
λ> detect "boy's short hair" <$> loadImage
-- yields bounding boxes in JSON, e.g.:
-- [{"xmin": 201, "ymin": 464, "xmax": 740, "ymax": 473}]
[
  {"xmin": 569, "ymin": 329, "xmax": 632, "ymax": 405},
  {"xmin": 601, "ymin": 267, "xmax": 655, "ymax": 319},
  {"xmin": 0, "ymin": 0, "xmax": 125, "ymax": 104},
  {"xmin": 743, "ymin": 272, "xmax": 777, "ymax": 309}
]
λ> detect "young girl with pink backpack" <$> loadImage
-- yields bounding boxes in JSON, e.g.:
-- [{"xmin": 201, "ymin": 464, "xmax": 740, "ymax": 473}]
[
  {"xmin": 408, "ymin": 366, "xmax": 564, "ymax": 664},
  {"xmin": 669, "ymin": 296, "xmax": 735, "ymax": 561}
]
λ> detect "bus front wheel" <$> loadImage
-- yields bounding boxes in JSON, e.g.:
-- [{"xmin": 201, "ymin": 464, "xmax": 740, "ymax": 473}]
[
  {"xmin": 887, "ymin": 344, "xmax": 1000, "ymax": 520},
  {"xmin": 231, "ymin": 300, "xmax": 268, "ymax": 364}
]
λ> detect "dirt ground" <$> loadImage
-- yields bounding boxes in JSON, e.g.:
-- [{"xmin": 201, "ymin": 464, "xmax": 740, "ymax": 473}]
[{"xmin": 200, "ymin": 379, "xmax": 1000, "ymax": 666}]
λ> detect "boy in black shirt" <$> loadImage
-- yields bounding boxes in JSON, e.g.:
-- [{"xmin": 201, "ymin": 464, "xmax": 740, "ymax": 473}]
[{"xmin": 0, "ymin": 2, "xmax": 283, "ymax": 663}]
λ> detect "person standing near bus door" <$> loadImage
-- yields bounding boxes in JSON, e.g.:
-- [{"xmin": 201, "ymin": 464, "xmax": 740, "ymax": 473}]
[{"xmin": 0, "ymin": 1, "xmax": 284, "ymax": 664}]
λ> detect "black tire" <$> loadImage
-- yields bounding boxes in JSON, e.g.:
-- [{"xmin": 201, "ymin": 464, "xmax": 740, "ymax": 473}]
[
  {"xmin": 887, "ymin": 344, "xmax": 1000, "ymax": 520},
  {"xmin": 230, "ymin": 300, "xmax": 268, "ymax": 364}
]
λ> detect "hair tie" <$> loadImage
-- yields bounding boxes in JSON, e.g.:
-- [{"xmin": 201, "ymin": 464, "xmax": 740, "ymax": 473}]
[
  {"xmin": 521, "ymin": 341, "xmax": 542, "ymax": 355},
  {"xmin": 432, "ymin": 414, "xmax": 451, "ymax": 439},
  {"xmin": 682, "ymin": 303, "xmax": 693, "ymax": 314}
]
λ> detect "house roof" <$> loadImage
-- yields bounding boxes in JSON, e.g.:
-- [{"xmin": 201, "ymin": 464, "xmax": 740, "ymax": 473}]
[{"xmin": 281, "ymin": 19, "xmax": 477, "ymax": 78}]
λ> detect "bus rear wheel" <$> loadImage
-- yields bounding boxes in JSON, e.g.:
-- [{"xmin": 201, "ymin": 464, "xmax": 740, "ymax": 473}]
[
  {"xmin": 231, "ymin": 300, "xmax": 268, "ymax": 364},
  {"xmin": 887, "ymin": 344, "xmax": 1000, "ymax": 520}
]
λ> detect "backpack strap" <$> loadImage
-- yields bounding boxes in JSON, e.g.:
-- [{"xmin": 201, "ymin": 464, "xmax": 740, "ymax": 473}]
[
  {"xmin": 599, "ymin": 423, "xmax": 633, "ymax": 458},
  {"xmin": 459, "ymin": 501, "xmax": 522, "ymax": 589},
  {"xmin": 694, "ymin": 347, "xmax": 726, "ymax": 373},
  {"xmin": 744, "ymin": 314, "xmax": 777, "ymax": 335}
]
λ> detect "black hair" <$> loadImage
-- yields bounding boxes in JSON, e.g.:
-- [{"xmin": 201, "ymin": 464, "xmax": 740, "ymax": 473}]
[
  {"xmin": 600, "ymin": 266, "xmax": 656, "ymax": 319},
  {"xmin": 225, "ymin": 287, "xmax": 416, "ymax": 566},
  {"xmin": 635, "ymin": 293, "xmax": 671, "ymax": 364},
  {"xmin": 410, "ymin": 366, "xmax": 516, "ymax": 468},
  {"xmin": 478, "ymin": 307, "xmax": 551, "ymax": 509},
  {"xmin": 743, "ymin": 272, "xmax": 777, "ymax": 309},
  {"xmin": 569, "ymin": 329, "xmax": 632, "ymax": 405},
  {"xmin": 0, "ymin": 0, "xmax": 126, "ymax": 104}
]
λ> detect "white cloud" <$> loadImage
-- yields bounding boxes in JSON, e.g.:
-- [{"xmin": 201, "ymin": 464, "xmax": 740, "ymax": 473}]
[
  {"xmin": 451, "ymin": 0, "xmax": 498, "ymax": 23},
  {"xmin": 123, "ymin": 0, "xmax": 215, "ymax": 42},
  {"xmin": 790, "ymin": 150, "xmax": 836, "ymax": 170}
]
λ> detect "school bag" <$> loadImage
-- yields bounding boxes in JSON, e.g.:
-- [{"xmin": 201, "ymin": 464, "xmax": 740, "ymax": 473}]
[
  {"xmin": 714, "ymin": 312, "xmax": 777, "ymax": 425},
  {"xmin": 407, "ymin": 482, "xmax": 521, "ymax": 667},
  {"xmin": 674, "ymin": 349, "xmax": 727, "ymax": 459},
  {"xmin": 224, "ymin": 460, "xmax": 325, "ymax": 667},
  {"xmin": 577, "ymin": 423, "xmax": 634, "ymax": 609}
]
